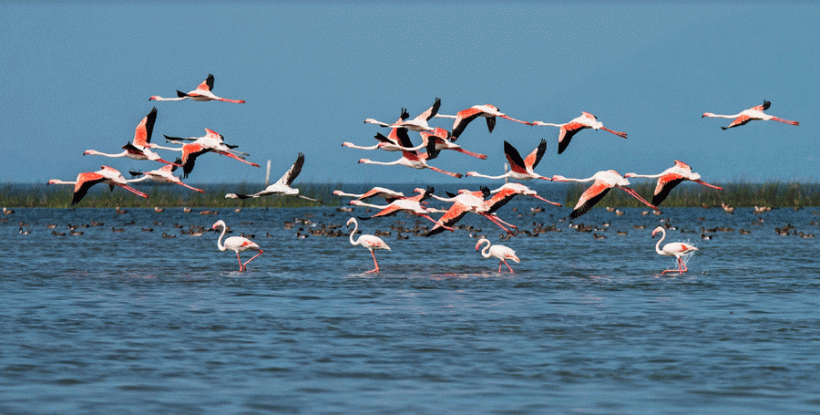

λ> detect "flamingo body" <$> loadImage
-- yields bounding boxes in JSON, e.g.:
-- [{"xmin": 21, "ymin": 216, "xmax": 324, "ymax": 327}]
[
  {"xmin": 552, "ymin": 170, "xmax": 658, "ymax": 219},
  {"xmin": 435, "ymin": 104, "xmax": 531, "ymax": 140},
  {"xmin": 150, "ymin": 74, "xmax": 245, "ymax": 103},
  {"xmin": 48, "ymin": 166, "xmax": 149, "ymax": 205},
  {"xmin": 225, "ymin": 153, "xmax": 317, "ymax": 201},
  {"xmin": 466, "ymin": 139, "xmax": 550, "ymax": 181},
  {"xmin": 128, "ymin": 160, "xmax": 204, "ymax": 193},
  {"xmin": 625, "ymin": 160, "xmax": 723, "ymax": 206},
  {"xmin": 212, "ymin": 220, "xmax": 263, "ymax": 271}
]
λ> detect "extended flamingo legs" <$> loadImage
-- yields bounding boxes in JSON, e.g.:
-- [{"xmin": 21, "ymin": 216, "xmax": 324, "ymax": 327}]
[
  {"xmin": 601, "ymin": 127, "xmax": 628, "ymax": 138},
  {"xmin": 215, "ymin": 150, "xmax": 261, "ymax": 168},
  {"xmin": 237, "ymin": 249, "xmax": 264, "ymax": 272}
]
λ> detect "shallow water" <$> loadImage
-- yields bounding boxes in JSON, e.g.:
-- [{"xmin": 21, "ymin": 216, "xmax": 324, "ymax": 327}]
[{"xmin": 2, "ymin": 200, "xmax": 820, "ymax": 414}]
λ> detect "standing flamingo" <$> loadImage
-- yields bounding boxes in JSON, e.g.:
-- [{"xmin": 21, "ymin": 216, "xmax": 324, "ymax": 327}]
[
  {"xmin": 624, "ymin": 160, "xmax": 723, "ymax": 206},
  {"xmin": 552, "ymin": 170, "xmax": 659, "ymax": 219},
  {"xmin": 364, "ymin": 98, "xmax": 441, "ymax": 133},
  {"xmin": 532, "ymin": 112, "xmax": 627, "ymax": 154},
  {"xmin": 358, "ymin": 131, "xmax": 463, "ymax": 178},
  {"xmin": 147, "ymin": 128, "xmax": 259, "ymax": 178},
  {"xmin": 212, "ymin": 220, "xmax": 263, "ymax": 272},
  {"xmin": 128, "ymin": 160, "xmax": 205, "ymax": 193},
  {"xmin": 347, "ymin": 217, "xmax": 391, "ymax": 274},
  {"xmin": 702, "ymin": 100, "xmax": 799, "ymax": 129},
  {"xmin": 651, "ymin": 226, "xmax": 698, "ymax": 274},
  {"xmin": 149, "ymin": 74, "xmax": 245, "ymax": 103},
  {"xmin": 225, "ymin": 153, "xmax": 318, "ymax": 202},
  {"xmin": 434, "ymin": 104, "xmax": 531, "ymax": 140},
  {"xmin": 83, "ymin": 107, "xmax": 179, "ymax": 166},
  {"xmin": 466, "ymin": 139, "xmax": 550, "ymax": 181},
  {"xmin": 475, "ymin": 238, "xmax": 520, "ymax": 273},
  {"xmin": 48, "ymin": 165, "xmax": 149, "ymax": 205}
]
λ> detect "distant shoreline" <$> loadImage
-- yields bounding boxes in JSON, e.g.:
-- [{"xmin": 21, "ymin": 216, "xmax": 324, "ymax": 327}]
[{"xmin": 2, "ymin": 181, "xmax": 820, "ymax": 209}]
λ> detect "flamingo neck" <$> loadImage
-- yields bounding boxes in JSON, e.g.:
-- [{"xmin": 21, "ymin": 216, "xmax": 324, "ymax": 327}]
[
  {"xmin": 479, "ymin": 240, "xmax": 492, "ymax": 258},
  {"xmin": 216, "ymin": 224, "xmax": 227, "ymax": 251},
  {"xmin": 655, "ymin": 228, "xmax": 666, "ymax": 255},
  {"xmin": 468, "ymin": 172, "xmax": 508, "ymax": 180},
  {"xmin": 343, "ymin": 143, "xmax": 380, "ymax": 150},
  {"xmin": 348, "ymin": 220, "xmax": 360, "ymax": 246}
]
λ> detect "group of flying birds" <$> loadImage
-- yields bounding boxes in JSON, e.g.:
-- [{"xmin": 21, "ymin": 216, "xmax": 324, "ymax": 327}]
[
  {"xmin": 44, "ymin": 74, "xmax": 800, "ymax": 274},
  {"xmin": 337, "ymin": 96, "xmax": 799, "ymax": 274},
  {"xmin": 47, "ymin": 74, "xmax": 315, "ymax": 205}
]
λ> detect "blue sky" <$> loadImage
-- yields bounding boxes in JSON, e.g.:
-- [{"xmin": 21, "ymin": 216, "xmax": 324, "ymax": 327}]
[{"xmin": 2, "ymin": 2, "xmax": 817, "ymax": 185}]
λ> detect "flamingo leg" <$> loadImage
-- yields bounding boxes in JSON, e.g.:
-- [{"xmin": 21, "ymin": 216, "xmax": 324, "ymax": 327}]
[
  {"xmin": 693, "ymin": 180, "xmax": 723, "ymax": 191},
  {"xmin": 236, "ymin": 252, "xmax": 244, "ymax": 272},
  {"xmin": 601, "ymin": 127, "xmax": 628, "ymax": 139},
  {"xmin": 498, "ymin": 260, "xmax": 503, "ymax": 273},
  {"xmin": 366, "ymin": 250, "xmax": 380, "ymax": 274},
  {"xmin": 217, "ymin": 98, "xmax": 246, "ymax": 104},
  {"xmin": 618, "ymin": 186, "xmax": 658, "ymax": 210},
  {"xmin": 157, "ymin": 158, "xmax": 183, "ymax": 167},
  {"xmin": 175, "ymin": 181, "xmax": 206, "ymax": 193},
  {"xmin": 500, "ymin": 115, "xmax": 532, "ymax": 126},
  {"xmin": 453, "ymin": 147, "xmax": 488, "ymax": 160},
  {"xmin": 418, "ymin": 214, "xmax": 454, "ymax": 231},
  {"xmin": 115, "ymin": 183, "xmax": 149, "ymax": 199},
  {"xmin": 214, "ymin": 150, "xmax": 261, "ymax": 168},
  {"xmin": 770, "ymin": 117, "xmax": 799, "ymax": 126},
  {"xmin": 243, "ymin": 249, "xmax": 264, "ymax": 270},
  {"xmin": 482, "ymin": 213, "xmax": 517, "ymax": 232},
  {"xmin": 427, "ymin": 166, "xmax": 464, "ymax": 178},
  {"xmin": 503, "ymin": 260, "xmax": 515, "ymax": 273},
  {"xmin": 531, "ymin": 194, "xmax": 562, "ymax": 207}
]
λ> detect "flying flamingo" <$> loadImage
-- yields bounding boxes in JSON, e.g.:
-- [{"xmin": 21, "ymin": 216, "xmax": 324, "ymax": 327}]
[
  {"xmin": 48, "ymin": 165, "xmax": 149, "ymax": 205},
  {"xmin": 552, "ymin": 170, "xmax": 659, "ymax": 219},
  {"xmin": 532, "ymin": 112, "xmax": 627, "ymax": 154},
  {"xmin": 225, "ymin": 153, "xmax": 318, "ymax": 202},
  {"xmin": 624, "ymin": 160, "xmax": 723, "ymax": 206},
  {"xmin": 466, "ymin": 139, "xmax": 550, "ymax": 181},
  {"xmin": 83, "ymin": 107, "xmax": 179, "ymax": 166},
  {"xmin": 364, "ymin": 97, "xmax": 441, "ymax": 133},
  {"xmin": 702, "ymin": 100, "xmax": 799, "ymax": 130},
  {"xmin": 351, "ymin": 187, "xmax": 452, "ymax": 230},
  {"xmin": 358, "ymin": 130, "xmax": 464, "ymax": 178},
  {"xmin": 212, "ymin": 220, "xmax": 263, "ymax": 272},
  {"xmin": 346, "ymin": 108, "xmax": 412, "ymax": 151},
  {"xmin": 475, "ymin": 238, "xmax": 520, "ymax": 273},
  {"xmin": 391, "ymin": 127, "xmax": 488, "ymax": 160},
  {"xmin": 128, "ymin": 160, "xmax": 205, "ymax": 193},
  {"xmin": 149, "ymin": 74, "xmax": 245, "ymax": 103},
  {"xmin": 146, "ymin": 128, "xmax": 259, "ymax": 178},
  {"xmin": 426, "ymin": 187, "xmax": 517, "ymax": 236},
  {"xmin": 652, "ymin": 226, "xmax": 698, "ymax": 275},
  {"xmin": 434, "ymin": 104, "xmax": 531, "ymax": 140},
  {"xmin": 347, "ymin": 217, "xmax": 391, "ymax": 274},
  {"xmin": 333, "ymin": 187, "xmax": 406, "ymax": 202},
  {"xmin": 483, "ymin": 183, "xmax": 562, "ymax": 215}
]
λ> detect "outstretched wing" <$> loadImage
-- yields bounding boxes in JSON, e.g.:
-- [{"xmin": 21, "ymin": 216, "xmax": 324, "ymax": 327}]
[
  {"xmin": 277, "ymin": 153, "xmax": 305, "ymax": 186},
  {"xmin": 133, "ymin": 107, "xmax": 158, "ymax": 146},
  {"xmin": 525, "ymin": 139, "xmax": 547, "ymax": 169},
  {"xmin": 503, "ymin": 141, "xmax": 527, "ymax": 174},
  {"xmin": 569, "ymin": 181, "xmax": 611, "ymax": 219}
]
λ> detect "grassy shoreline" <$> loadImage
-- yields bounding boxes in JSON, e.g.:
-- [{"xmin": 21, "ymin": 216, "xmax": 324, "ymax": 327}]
[{"xmin": 3, "ymin": 181, "xmax": 820, "ymax": 208}]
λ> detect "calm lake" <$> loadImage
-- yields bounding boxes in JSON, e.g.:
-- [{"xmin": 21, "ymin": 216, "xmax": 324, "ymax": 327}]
[{"xmin": 2, "ymin": 195, "xmax": 819, "ymax": 414}]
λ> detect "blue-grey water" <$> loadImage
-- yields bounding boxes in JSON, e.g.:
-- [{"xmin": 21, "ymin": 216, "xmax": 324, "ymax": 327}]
[{"xmin": 2, "ymin": 194, "xmax": 820, "ymax": 413}]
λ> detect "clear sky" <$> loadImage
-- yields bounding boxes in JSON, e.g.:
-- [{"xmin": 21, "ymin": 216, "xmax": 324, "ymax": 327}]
[{"xmin": 2, "ymin": 2, "xmax": 817, "ymax": 185}]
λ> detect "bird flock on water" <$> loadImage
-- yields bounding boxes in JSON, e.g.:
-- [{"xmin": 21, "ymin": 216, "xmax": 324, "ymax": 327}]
[{"xmin": 45, "ymin": 74, "xmax": 801, "ymax": 274}]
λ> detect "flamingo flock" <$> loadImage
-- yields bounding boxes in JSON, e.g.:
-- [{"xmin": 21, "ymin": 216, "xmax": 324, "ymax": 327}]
[{"xmin": 46, "ymin": 78, "xmax": 802, "ymax": 275}]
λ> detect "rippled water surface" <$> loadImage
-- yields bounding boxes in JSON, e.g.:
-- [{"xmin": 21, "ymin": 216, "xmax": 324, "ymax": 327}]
[{"xmin": 2, "ymin": 201, "xmax": 820, "ymax": 414}]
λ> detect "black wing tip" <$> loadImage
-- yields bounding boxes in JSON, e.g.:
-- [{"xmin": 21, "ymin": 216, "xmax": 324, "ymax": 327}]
[
  {"xmin": 480, "ymin": 186, "xmax": 490, "ymax": 198},
  {"xmin": 763, "ymin": 100, "xmax": 771, "ymax": 110},
  {"xmin": 176, "ymin": 90, "xmax": 187, "ymax": 97},
  {"xmin": 445, "ymin": 191, "xmax": 457, "ymax": 198},
  {"xmin": 129, "ymin": 171, "xmax": 143, "ymax": 177},
  {"xmin": 400, "ymin": 107, "xmax": 410, "ymax": 120}
]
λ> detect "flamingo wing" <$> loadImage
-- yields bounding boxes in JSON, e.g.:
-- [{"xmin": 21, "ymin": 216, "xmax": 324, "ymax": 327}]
[
  {"xmin": 653, "ymin": 174, "xmax": 686, "ymax": 206},
  {"xmin": 450, "ymin": 107, "xmax": 484, "ymax": 139},
  {"xmin": 366, "ymin": 203, "xmax": 405, "ymax": 219},
  {"xmin": 133, "ymin": 107, "xmax": 157, "ymax": 147},
  {"xmin": 416, "ymin": 97, "xmax": 441, "ymax": 121},
  {"xmin": 426, "ymin": 203, "xmax": 470, "ymax": 237},
  {"xmin": 724, "ymin": 114, "xmax": 752, "ymax": 129},
  {"xmin": 485, "ymin": 116, "xmax": 496, "ymax": 134},
  {"xmin": 484, "ymin": 188, "xmax": 517, "ymax": 214},
  {"xmin": 277, "ymin": 153, "xmax": 305, "ymax": 186},
  {"xmin": 122, "ymin": 142, "xmax": 145, "ymax": 156},
  {"xmin": 181, "ymin": 144, "xmax": 207, "ymax": 179},
  {"xmin": 199, "ymin": 74, "xmax": 215, "ymax": 92},
  {"xmin": 569, "ymin": 181, "xmax": 612, "ymax": 219},
  {"xmin": 503, "ymin": 141, "xmax": 528, "ymax": 174},
  {"xmin": 72, "ymin": 172, "xmax": 106, "ymax": 205},
  {"xmin": 558, "ymin": 122, "xmax": 584, "ymax": 154},
  {"xmin": 524, "ymin": 139, "xmax": 547, "ymax": 169}
]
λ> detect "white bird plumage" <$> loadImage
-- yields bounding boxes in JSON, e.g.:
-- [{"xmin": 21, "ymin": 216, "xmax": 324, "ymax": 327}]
[
  {"xmin": 475, "ymin": 238, "xmax": 520, "ymax": 273},
  {"xmin": 651, "ymin": 226, "xmax": 698, "ymax": 275},
  {"xmin": 212, "ymin": 220, "xmax": 263, "ymax": 272}
]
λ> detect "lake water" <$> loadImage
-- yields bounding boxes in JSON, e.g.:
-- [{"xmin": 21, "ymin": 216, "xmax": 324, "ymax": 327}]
[{"xmin": 2, "ymin": 195, "xmax": 820, "ymax": 414}]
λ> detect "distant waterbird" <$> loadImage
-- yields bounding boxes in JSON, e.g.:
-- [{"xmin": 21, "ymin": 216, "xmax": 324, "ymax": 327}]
[{"xmin": 149, "ymin": 74, "xmax": 245, "ymax": 103}]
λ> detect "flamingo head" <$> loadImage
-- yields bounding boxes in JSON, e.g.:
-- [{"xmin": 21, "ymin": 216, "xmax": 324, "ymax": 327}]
[
  {"xmin": 550, "ymin": 175, "xmax": 568, "ymax": 182},
  {"xmin": 465, "ymin": 171, "xmax": 479, "ymax": 177},
  {"xmin": 623, "ymin": 173, "xmax": 636, "ymax": 178},
  {"xmin": 346, "ymin": 218, "xmax": 356, "ymax": 227},
  {"xmin": 702, "ymin": 112, "xmax": 714, "ymax": 118},
  {"xmin": 651, "ymin": 226, "xmax": 664, "ymax": 237},
  {"xmin": 211, "ymin": 220, "xmax": 226, "ymax": 230},
  {"xmin": 148, "ymin": 96, "xmax": 158, "ymax": 101},
  {"xmin": 341, "ymin": 142, "xmax": 353, "ymax": 147},
  {"xmin": 358, "ymin": 158, "xmax": 370, "ymax": 164},
  {"xmin": 225, "ymin": 193, "xmax": 239, "ymax": 199}
]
